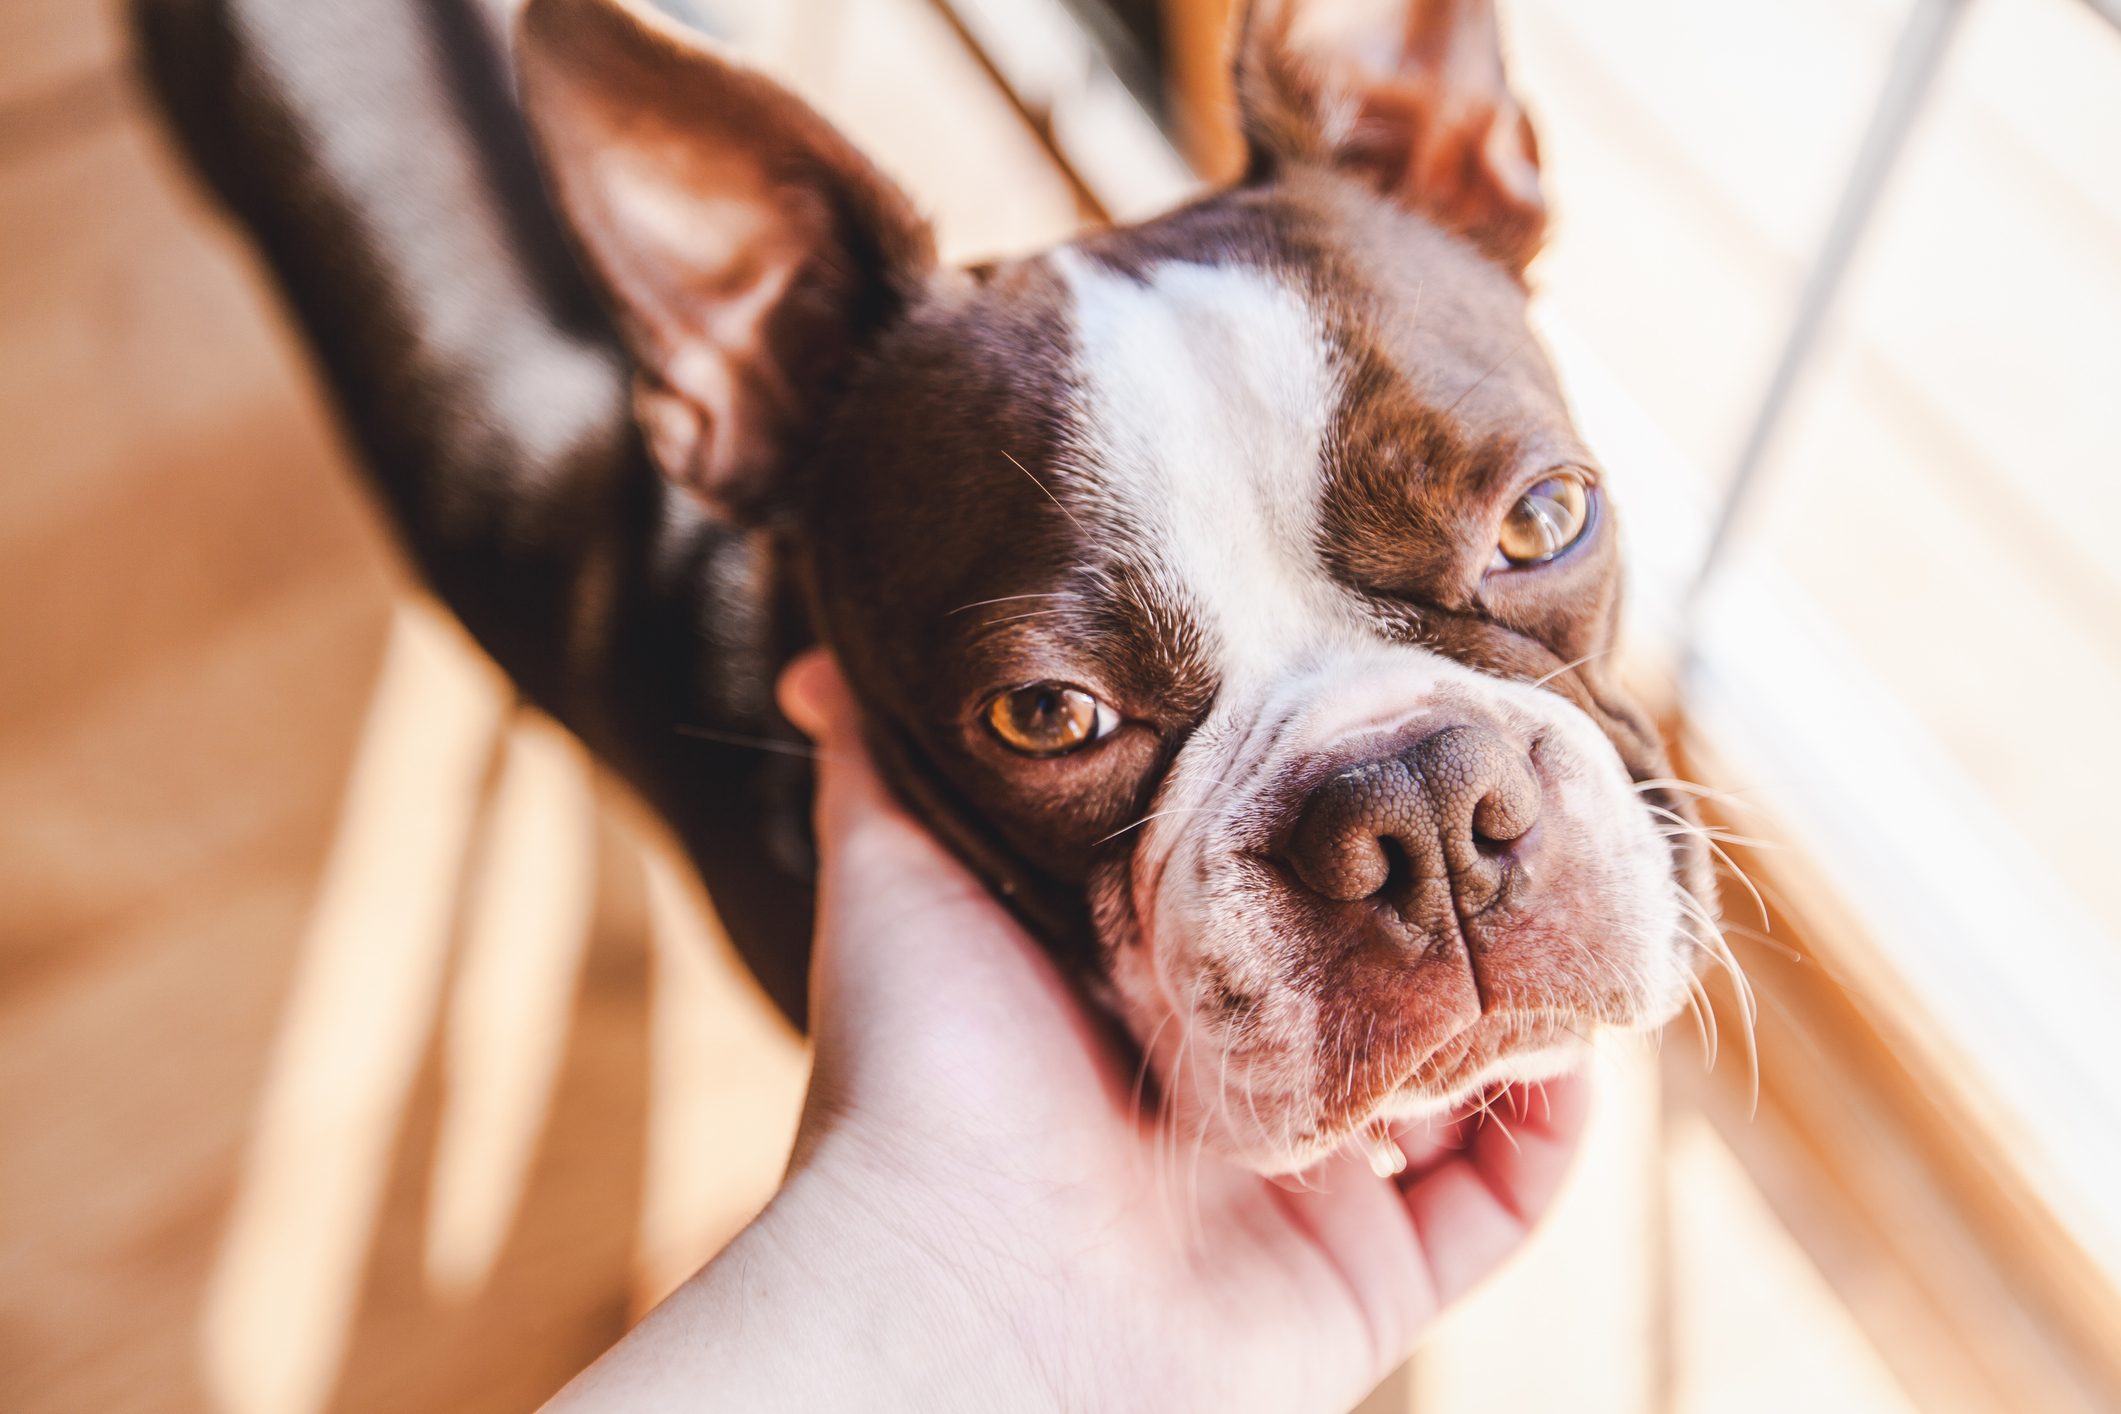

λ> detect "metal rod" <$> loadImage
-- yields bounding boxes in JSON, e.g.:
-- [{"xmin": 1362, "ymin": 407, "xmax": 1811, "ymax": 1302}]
[
  {"xmin": 922, "ymin": 0, "xmax": 1117, "ymax": 223},
  {"xmin": 1684, "ymin": 0, "xmax": 1975, "ymax": 627}
]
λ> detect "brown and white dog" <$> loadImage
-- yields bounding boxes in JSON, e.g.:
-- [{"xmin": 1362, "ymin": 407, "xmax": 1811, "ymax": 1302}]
[
  {"xmin": 134, "ymin": 0, "xmax": 1713, "ymax": 1179},
  {"xmin": 510, "ymin": 0, "xmax": 1715, "ymax": 1175}
]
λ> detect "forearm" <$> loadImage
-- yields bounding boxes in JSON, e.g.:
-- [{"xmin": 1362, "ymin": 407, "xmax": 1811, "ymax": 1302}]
[{"xmin": 541, "ymin": 1145, "xmax": 1063, "ymax": 1412}]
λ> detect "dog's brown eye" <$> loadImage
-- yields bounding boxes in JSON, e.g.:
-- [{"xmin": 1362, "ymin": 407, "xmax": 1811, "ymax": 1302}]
[
  {"xmin": 985, "ymin": 682, "xmax": 1113, "ymax": 756},
  {"xmin": 1497, "ymin": 473, "xmax": 1591, "ymax": 566}
]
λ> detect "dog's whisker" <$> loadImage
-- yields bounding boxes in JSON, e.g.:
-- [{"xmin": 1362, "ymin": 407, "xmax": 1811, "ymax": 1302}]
[
  {"xmin": 1674, "ymin": 880, "xmax": 1761, "ymax": 1114},
  {"xmin": 1485, "ymin": 1095, "xmax": 1522, "ymax": 1155},
  {"xmin": 1000, "ymin": 449, "xmax": 1089, "ymax": 534},
  {"xmin": 1715, "ymin": 919, "xmax": 1868, "ymax": 1004},
  {"xmin": 1638, "ymin": 800, "xmax": 1772, "ymax": 847},
  {"xmin": 1677, "ymin": 891, "xmax": 1754, "ymax": 1024},
  {"xmin": 1527, "ymin": 647, "xmax": 1611, "ymax": 690},
  {"xmin": 1462, "ymin": 1083, "xmax": 1520, "ymax": 1155},
  {"xmin": 947, "ymin": 591, "xmax": 1079, "ymax": 616},
  {"xmin": 1129, "ymin": 1011, "xmax": 1174, "ymax": 1142},
  {"xmin": 1655, "ymin": 823, "xmax": 1782, "ymax": 852},
  {"xmin": 1713, "ymin": 918, "xmax": 1885, "ymax": 1044},
  {"xmin": 1648, "ymin": 816, "xmax": 1778, "ymax": 849},
  {"xmin": 981, "ymin": 607, "xmax": 1078, "ymax": 627},
  {"xmin": 1632, "ymin": 776, "xmax": 1760, "ymax": 810},
  {"xmin": 1675, "ymin": 968, "xmax": 1715, "ymax": 1067},
  {"xmin": 1643, "ymin": 801, "xmax": 1774, "ymax": 933},
  {"xmin": 1239, "ymin": 1045, "xmax": 1275, "ymax": 1172},
  {"xmin": 673, "ymin": 724, "xmax": 830, "ymax": 761},
  {"xmin": 1439, "ymin": 328, "xmax": 1534, "ymax": 417},
  {"xmin": 1180, "ymin": 1019, "xmax": 1209, "ymax": 1247},
  {"xmin": 1094, "ymin": 806, "xmax": 1221, "ymax": 847},
  {"xmin": 1152, "ymin": 1021, "xmax": 1182, "ymax": 1239}
]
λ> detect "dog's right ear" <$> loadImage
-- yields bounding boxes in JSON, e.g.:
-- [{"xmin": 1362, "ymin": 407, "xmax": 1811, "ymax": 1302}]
[
  {"xmin": 518, "ymin": 0, "xmax": 935, "ymax": 519},
  {"xmin": 1235, "ymin": 0, "xmax": 1546, "ymax": 276}
]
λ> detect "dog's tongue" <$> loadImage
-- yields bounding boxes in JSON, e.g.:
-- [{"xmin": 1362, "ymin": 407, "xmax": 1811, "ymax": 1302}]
[{"xmin": 1359, "ymin": 1120, "xmax": 1407, "ymax": 1178}]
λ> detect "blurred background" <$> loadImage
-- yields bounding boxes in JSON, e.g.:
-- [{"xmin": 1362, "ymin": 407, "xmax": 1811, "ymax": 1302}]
[{"xmin": 4, "ymin": 0, "xmax": 2119, "ymax": 1409}]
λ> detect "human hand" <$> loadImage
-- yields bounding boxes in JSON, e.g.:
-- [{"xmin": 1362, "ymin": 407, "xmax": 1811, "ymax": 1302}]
[{"xmin": 546, "ymin": 650, "xmax": 1590, "ymax": 1412}]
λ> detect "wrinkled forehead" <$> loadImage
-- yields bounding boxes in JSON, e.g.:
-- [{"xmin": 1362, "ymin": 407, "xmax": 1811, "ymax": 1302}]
[{"xmin": 814, "ymin": 183, "xmax": 1577, "ymax": 711}]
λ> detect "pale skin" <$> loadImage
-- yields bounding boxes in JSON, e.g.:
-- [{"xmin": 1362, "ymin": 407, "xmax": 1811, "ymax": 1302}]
[{"xmin": 544, "ymin": 650, "xmax": 1590, "ymax": 1412}]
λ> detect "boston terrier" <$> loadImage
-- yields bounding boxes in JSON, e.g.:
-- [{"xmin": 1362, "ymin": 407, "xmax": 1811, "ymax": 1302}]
[
  {"xmin": 132, "ymin": 0, "xmax": 1718, "ymax": 1180},
  {"xmin": 512, "ymin": 0, "xmax": 1717, "ymax": 1176}
]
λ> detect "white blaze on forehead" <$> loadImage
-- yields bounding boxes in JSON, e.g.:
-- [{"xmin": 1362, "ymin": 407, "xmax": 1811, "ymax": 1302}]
[{"xmin": 1052, "ymin": 250, "xmax": 1364, "ymax": 682}]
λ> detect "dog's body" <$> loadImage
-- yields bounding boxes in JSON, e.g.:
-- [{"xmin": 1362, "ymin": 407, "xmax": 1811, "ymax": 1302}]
[
  {"xmin": 138, "ymin": 0, "xmax": 1713, "ymax": 1175},
  {"xmin": 135, "ymin": 0, "xmax": 822, "ymax": 1021}
]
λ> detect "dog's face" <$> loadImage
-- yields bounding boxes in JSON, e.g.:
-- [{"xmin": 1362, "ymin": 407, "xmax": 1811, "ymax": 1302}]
[{"xmin": 522, "ymin": 0, "xmax": 1713, "ymax": 1172}]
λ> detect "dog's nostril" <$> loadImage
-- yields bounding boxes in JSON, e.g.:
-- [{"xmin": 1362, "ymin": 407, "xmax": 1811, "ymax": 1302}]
[
  {"xmin": 1413, "ymin": 724, "xmax": 1540, "ymax": 856},
  {"xmin": 1377, "ymin": 835, "xmax": 1413, "ymax": 889},
  {"xmin": 1372, "ymin": 835, "xmax": 1418, "ymax": 905},
  {"xmin": 1471, "ymin": 782, "xmax": 1538, "ymax": 852},
  {"xmin": 1282, "ymin": 724, "xmax": 1541, "ymax": 906},
  {"xmin": 1283, "ymin": 758, "xmax": 1413, "ymax": 901}
]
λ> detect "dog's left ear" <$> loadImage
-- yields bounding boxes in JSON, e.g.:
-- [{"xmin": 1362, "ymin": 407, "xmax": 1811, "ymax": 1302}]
[
  {"xmin": 518, "ymin": 0, "xmax": 935, "ymax": 519},
  {"xmin": 1235, "ymin": 0, "xmax": 1545, "ymax": 275}
]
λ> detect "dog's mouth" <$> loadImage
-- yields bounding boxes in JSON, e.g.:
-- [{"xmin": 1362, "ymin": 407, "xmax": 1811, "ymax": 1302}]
[
  {"xmin": 1398, "ymin": 1010, "xmax": 1577, "ymax": 1099},
  {"xmin": 1255, "ymin": 1008, "xmax": 1591, "ymax": 1175},
  {"xmin": 1124, "ymin": 887, "xmax": 1679, "ymax": 1173},
  {"xmin": 1333, "ymin": 1013, "xmax": 1584, "ymax": 1175},
  {"xmin": 1103, "ymin": 682, "xmax": 1703, "ymax": 1177}
]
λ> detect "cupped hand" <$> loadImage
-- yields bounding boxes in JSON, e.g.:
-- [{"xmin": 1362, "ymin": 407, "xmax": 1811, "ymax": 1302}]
[
  {"xmin": 772, "ymin": 649, "xmax": 1589, "ymax": 1411},
  {"xmin": 547, "ymin": 650, "xmax": 1589, "ymax": 1413}
]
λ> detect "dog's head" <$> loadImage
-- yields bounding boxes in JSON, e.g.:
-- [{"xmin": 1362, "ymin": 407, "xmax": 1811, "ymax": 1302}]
[{"xmin": 521, "ymin": 0, "xmax": 1714, "ymax": 1172}]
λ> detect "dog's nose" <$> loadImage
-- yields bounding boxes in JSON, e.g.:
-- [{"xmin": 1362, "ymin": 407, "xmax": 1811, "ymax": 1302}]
[{"xmin": 1283, "ymin": 725, "xmax": 1540, "ymax": 908}]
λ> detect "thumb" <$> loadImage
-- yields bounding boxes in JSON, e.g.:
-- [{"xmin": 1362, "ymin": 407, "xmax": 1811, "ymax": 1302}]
[
  {"xmin": 776, "ymin": 650, "xmax": 1048, "ymax": 1031},
  {"xmin": 777, "ymin": 651, "xmax": 1144, "ymax": 1149},
  {"xmin": 777, "ymin": 648, "xmax": 927, "ymax": 883}
]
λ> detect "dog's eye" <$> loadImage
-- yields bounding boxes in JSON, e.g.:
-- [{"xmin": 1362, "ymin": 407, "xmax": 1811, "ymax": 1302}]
[
  {"xmin": 1495, "ymin": 472, "xmax": 1592, "ymax": 566},
  {"xmin": 985, "ymin": 682, "xmax": 1114, "ymax": 756}
]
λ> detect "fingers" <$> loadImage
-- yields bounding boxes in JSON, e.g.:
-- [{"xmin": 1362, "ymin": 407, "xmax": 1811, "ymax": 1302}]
[
  {"xmin": 1382, "ymin": 1111, "xmax": 1460, "ymax": 1174},
  {"xmin": 1400, "ymin": 1071, "xmax": 1591, "ymax": 1306},
  {"xmin": 1271, "ymin": 1071, "xmax": 1591, "ymax": 1369}
]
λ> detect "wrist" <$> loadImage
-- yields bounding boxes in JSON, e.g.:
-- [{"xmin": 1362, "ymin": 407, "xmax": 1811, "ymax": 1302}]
[
  {"xmin": 550, "ymin": 1129, "xmax": 1092, "ymax": 1411},
  {"xmin": 756, "ymin": 1130, "xmax": 1081, "ymax": 1406}
]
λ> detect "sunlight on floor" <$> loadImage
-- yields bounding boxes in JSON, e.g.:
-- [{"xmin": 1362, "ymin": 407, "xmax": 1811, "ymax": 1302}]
[
  {"xmin": 188, "ymin": 599, "xmax": 806, "ymax": 1411},
  {"xmin": 201, "ymin": 604, "xmax": 507, "ymax": 1414},
  {"xmin": 635, "ymin": 845, "xmax": 808, "ymax": 1314},
  {"xmin": 424, "ymin": 714, "xmax": 599, "ymax": 1299}
]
